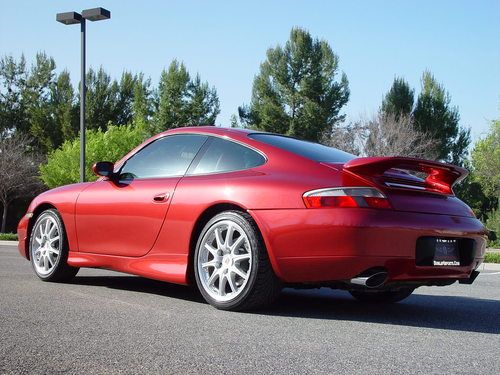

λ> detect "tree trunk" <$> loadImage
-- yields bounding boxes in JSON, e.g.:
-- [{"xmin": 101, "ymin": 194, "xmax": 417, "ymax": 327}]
[{"xmin": 1, "ymin": 202, "xmax": 8, "ymax": 233}]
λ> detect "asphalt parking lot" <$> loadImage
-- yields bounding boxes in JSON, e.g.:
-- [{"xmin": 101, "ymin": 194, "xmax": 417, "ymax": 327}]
[{"xmin": 1, "ymin": 243, "xmax": 499, "ymax": 375}]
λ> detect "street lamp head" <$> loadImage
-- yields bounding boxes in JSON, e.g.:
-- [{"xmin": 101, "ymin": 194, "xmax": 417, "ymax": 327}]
[
  {"xmin": 56, "ymin": 11, "xmax": 83, "ymax": 25},
  {"xmin": 82, "ymin": 7, "xmax": 111, "ymax": 22}
]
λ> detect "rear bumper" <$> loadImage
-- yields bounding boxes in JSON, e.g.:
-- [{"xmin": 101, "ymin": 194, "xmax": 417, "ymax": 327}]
[{"xmin": 249, "ymin": 208, "xmax": 487, "ymax": 284}]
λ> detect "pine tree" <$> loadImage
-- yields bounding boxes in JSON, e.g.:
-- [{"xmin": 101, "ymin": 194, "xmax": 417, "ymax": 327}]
[
  {"xmin": 380, "ymin": 77, "xmax": 414, "ymax": 120},
  {"xmin": 153, "ymin": 60, "xmax": 219, "ymax": 132},
  {"xmin": 239, "ymin": 27, "xmax": 349, "ymax": 142},
  {"xmin": 413, "ymin": 71, "xmax": 470, "ymax": 163},
  {"xmin": 24, "ymin": 53, "xmax": 59, "ymax": 152},
  {"xmin": 83, "ymin": 67, "xmax": 120, "ymax": 131},
  {"xmin": 114, "ymin": 71, "xmax": 136, "ymax": 126},
  {"xmin": 50, "ymin": 70, "xmax": 77, "ymax": 142},
  {"xmin": 132, "ymin": 73, "xmax": 152, "ymax": 127},
  {"xmin": 0, "ymin": 54, "xmax": 29, "ymax": 136}
]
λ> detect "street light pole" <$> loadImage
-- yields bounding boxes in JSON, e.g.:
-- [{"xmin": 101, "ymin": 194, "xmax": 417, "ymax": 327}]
[
  {"xmin": 56, "ymin": 8, "xmax": 110, "ymax": 183},
  {"xmin": 80, "ymin": 18, "xmax": 86, "ymax": 183}
]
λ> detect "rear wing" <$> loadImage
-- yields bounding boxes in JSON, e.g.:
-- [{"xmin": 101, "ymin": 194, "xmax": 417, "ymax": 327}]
[{"xmin": 343, "ymin": 157, "xmax": 468, "ymax": 195}]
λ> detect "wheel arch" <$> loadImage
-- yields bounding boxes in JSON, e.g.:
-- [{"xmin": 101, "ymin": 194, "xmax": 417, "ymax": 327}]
[
  {"xmin": 186, "ymin": 202, "xmax": 278, "ymax": 285},
  {"xmin": 25, "ymin": 203, "xmax": 58, "ymax": 260}
]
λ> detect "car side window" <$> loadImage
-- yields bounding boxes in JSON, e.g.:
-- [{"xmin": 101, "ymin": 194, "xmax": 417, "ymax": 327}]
[
  {"xmin": 119, "ymin": 134, "xmax": 208, "ymax": 179},
  {"xmin": 190, "ymin": 137, "xmax": 265, "ymax": 175}
]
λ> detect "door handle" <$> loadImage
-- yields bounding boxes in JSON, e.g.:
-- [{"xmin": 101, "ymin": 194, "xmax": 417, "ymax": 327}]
[{"xmin": 153, "ymin": 193, "xmax": 170, "ymax": 202}]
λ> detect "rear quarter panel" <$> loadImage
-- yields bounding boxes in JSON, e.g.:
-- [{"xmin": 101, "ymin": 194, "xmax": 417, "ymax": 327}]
[{"xmin": 148, "ymin": 154, "xmax": 337, "ymax": 280}]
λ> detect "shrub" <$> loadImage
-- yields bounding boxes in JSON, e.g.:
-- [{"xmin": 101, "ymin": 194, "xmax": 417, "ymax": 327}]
[
  {"xmin": 0, "ymin": 233, "xmax": 18, "ymax": 241},
  {"xmin": 40, "ymin": 124, "xmax": 148, "ymax": 188}
]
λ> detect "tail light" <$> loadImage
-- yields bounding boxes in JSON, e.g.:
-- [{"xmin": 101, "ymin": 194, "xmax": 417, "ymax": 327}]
[{"xmin": 303, "ymin": 187, "xmax": 391, "ymax": 209}]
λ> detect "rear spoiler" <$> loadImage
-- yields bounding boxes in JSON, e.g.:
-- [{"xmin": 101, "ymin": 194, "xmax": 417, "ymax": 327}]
[{"xmin": 343, "ymin": 157, "xmax": 468, "ymax": 195}]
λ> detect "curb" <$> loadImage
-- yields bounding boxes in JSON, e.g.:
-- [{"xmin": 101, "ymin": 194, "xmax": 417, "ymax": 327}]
[
  {"xmin": 481, "ymin": 263, "xmax": 500, "ymax": 271},
  {"xmin": 0, "ymin": 240, "xmax": 19, "ymax": 246}
]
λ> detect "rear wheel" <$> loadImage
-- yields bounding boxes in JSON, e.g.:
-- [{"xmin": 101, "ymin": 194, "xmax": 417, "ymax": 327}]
[
  {"xmin": 194, "ymin": 211, "xmax": 281, "ymax": 311},
  {"xmin": 349, "ymin": 288, "xmax": 414, "ymax": 303},
  {"xmin": 29, "ymin": 209, "xmax": 79, "ymax": 282}
]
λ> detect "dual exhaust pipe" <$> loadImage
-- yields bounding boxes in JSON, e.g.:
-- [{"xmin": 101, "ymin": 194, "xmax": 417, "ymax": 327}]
[{"xmin": 350, "ymin": 271, "xmax": 388, "ymax": 288}]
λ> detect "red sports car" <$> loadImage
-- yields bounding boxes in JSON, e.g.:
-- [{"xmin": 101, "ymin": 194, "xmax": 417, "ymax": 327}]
[{"xmin": 17, "ymin": 127, "xmax": 487, "ymax": 310}]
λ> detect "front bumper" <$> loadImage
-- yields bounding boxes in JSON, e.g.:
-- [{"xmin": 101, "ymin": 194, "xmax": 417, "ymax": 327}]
[
  {"xmin": 249, "ymin": 208, "xmax": 487, "ymax": 284},
  {"xmin": 17, "ymin": 214, "xmax": 29, "ymax": 259}
]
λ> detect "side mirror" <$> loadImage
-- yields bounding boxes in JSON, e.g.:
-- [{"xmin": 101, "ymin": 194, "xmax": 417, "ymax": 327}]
[{"xmin": 92, "ymin": 161, "xmax": 115, "ymax": 178}]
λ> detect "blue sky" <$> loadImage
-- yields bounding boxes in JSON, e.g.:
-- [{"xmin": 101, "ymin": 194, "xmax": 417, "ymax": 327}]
[{"xmin": 1, "ymin": 1, "xmax": 499, "ymax": 142}]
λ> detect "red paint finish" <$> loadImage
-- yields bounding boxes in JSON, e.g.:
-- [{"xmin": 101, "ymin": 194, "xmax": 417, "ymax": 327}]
[
  {"xmin": 67, "ymin": 252, "xmax": 187, "ymax": 285},
  {"xmin": 75, "ymin": 178, "xmax": 178, "ymax": 256},
  {"xmin": 249, "ymin": 208, "xmax": 486, "ymax": 283},
  {"xmin": 18, "ymin": 127, "xmax": 488, "ymax": 288},
  {"xmin": 17, "ymin": 182, "xmax": 91, "ymax": 258}
]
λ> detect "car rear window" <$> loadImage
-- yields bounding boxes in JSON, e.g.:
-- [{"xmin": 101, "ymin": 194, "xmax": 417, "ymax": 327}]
[{"xmin": 248, "ymin": 133, "xmax": 356, "ymax": 163}]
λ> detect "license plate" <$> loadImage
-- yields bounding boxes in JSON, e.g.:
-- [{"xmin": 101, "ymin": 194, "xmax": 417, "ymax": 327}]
[{"xmin": 433, "ymin": 238, "xmax": 460, "ymax": 266}]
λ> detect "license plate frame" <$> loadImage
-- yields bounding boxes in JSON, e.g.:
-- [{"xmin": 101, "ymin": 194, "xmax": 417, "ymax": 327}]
[{"xmin": 433, "ymin": 238, "xmax": 460, "ymax": 266}]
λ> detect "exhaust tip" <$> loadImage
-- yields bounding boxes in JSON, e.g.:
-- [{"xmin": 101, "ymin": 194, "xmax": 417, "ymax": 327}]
[
  {"xmin": 365, "ymin": 272, "xmax": 388, "ymax": 288},
  {"xmin": 350, "ymin": 271, "xmax": 388, "ymax": 288}
]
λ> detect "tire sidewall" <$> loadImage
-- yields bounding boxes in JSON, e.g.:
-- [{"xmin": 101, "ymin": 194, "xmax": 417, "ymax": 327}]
[
  {"xmin": 29, "ymin": 209, "xmax": 66, "ymax": 280},
  {"xmin": 194, "ymin": 211, "xmax": 260, "ymax": 310}
]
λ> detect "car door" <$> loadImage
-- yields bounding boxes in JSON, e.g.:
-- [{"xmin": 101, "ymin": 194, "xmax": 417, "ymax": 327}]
[{"xmin": 75, "ymin": 134, "xmax": 208, "ymax": 257}]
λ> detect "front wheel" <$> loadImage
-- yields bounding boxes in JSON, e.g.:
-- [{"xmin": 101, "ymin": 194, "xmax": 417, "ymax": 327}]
[
  {"xmin": 194, "ymin": 211, "xmax": 281, "ymax": 311},
  {"xmin": 29, "ymin": 209, "xmax": 79, "ymax": 282},
  {"xmin": 349, "ymin": 288, "xmax": 414, "ymax": 303}
]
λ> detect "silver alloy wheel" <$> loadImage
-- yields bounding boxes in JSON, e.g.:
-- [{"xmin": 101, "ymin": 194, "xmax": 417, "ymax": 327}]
[
  {"xmin": 197, "ymin": 220, "xmax": 252, "ymax": 302},
  {"xmin": 31, "ymin": 215, "xmax": 61, "ymax": 276}
]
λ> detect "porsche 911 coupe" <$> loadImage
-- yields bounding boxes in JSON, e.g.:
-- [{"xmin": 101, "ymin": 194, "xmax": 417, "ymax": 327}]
[{"xmin": 17, "ymin": 127, "xmax": 487, "ymax": 310}]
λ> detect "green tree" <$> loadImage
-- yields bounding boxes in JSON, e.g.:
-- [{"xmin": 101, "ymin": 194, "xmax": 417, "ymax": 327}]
[
  {"xmin": 51, "ymin": 70, "xmax": 78, "ymax": 141},
  {"xmin": 83, "ymin": 67, "xmax": 119, "ymax": 131},
  {"xmin": 455, "ymin": 120, "xmax": 498, "ymax": 235},
  {"xmin": 23, "ymin": 53, "xmax": 61, "ymax": 152},
  {"xmin": 485, "ymin": 209, "xmax": 500, "ymax": 247},
  {"xmin": 132, "ymin": 73, "xmax": 152, "ymax": 127},
  {"xmin": 455, "ymin": 161, "xmax": 497, "ymax": 220},
  {"xmin": 188, "ymin": 75, "xmax": 220, "ymax": 125},
  {"xmin": 153, "ymin": 60, "xmax": 219, "ymax": 132},
  {"xmin": 239, "ymin": 27, "xmax": 349, "ymax": 142},
  {"xmin": 380, "ymin": 77, "xmax": 414, "ymax": 120},
  {"xmin": 471, "ymin": 120, "xmax": 500, "ymax": 198},
  {"xmin": 229, "ymin": 114, "xmax": 240, "ymax": 128},
  {"xmin": 0, "ymin": 54, "xmax": 28, "ymax": 135},
  {"xmin": 0, "ymin": 53, "xmax": 77, "ymax": 151},
  {"xmin": 114, "ymin": 71, "xmax": 136, "ymax": 126},
  {"xmin": 40, "ymin": 123, "xmax": 148, "ymax": 188},
  {"xmin": 413, "ymin": 71, "xmax": 470, "ymax": 163},
  {"xmin": 470, "ymin": 120, "xmax": 500, "ymax": 245}
]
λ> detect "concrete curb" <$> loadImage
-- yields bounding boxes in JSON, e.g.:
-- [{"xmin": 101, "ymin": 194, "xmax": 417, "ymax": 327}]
[
  {"xmin": 481, "ymin": 263, "xmax": 500, "ymax": 271},
  {"xmin": 0, "ymin": 240, "xmax": 18, "ymax": 246}
]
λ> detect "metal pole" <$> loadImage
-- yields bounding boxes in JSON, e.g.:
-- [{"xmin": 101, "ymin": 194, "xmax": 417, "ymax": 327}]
[{"xmin": 80, "ymin": 19, "xmax": 86, "ymax": 183}]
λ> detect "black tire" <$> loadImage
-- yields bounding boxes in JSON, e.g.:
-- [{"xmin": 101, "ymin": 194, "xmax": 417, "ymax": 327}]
[
  {"xmin": 349, "ymin": 288, "xmax": 414, "ymax": 303},
  {"xmin": 29, "ymin": 209, "xmax": 79, "ymax": 282},
  {"xmin": 194, "ymin": 210, "xmax": 281, "ymax": 311}
]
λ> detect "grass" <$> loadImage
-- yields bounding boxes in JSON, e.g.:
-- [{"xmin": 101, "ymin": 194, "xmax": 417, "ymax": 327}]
[
  {"xmin": 0, "ymin": 233, "xmax": 18, "ymax": 241},
  {"xmin": 485, "ymin": 252, "xmax": 500, "ymax": 264}
]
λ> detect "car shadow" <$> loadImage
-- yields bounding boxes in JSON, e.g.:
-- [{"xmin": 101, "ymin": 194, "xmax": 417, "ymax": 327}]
[
  {"xmin": 69, "ymin": 275, "xmax": 499, "ymax": 334},
  {"xmin": 68, "ymin": 275, "xmax": 205, "ymax": 304},
  {"xmin": 264, "ymin": 288, "xmax": 500, "ymax": 334}
]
